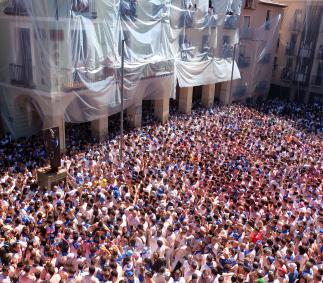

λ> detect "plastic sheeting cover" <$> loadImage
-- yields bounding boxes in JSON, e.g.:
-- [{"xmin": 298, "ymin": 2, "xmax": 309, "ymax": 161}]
[{"xmin": 0, "ymin": 0, "xmax": 241, "ymax": 127}]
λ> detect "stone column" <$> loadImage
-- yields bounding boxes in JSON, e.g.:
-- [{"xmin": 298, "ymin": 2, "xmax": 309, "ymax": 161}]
[
  {"xmin": 289, "ymin": 87, "xmax": 296, "ymax": 102},
  {"xmin": 154, "ymin": 97, "xmax": 169, "ymax": 123},
  {"xmin": 201, "ymin": 84, "xmax": 215, "ymax": 108},
  {"xmin": 91, "ymin": 116, "xmax": 109, "ymax": 142},
  {"xmin": 178, "ymin": 87, "xmax": 193, "ymax": 114},
  {"xmin": 219, "ymin": 82, "xmax": 232, "ymax": 105},
  {"xmin": 304, "ymin": 90, "xmax": 311, "ymax": 104},
  {"xmin": 43, "ymin": 115, "xmax": 66, "ymax": 153},
  {"xmin": 127, "ymin": 102, "xmax": 142, "ymax": 128}
]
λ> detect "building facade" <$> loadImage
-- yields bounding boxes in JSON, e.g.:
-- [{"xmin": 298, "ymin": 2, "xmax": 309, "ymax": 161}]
[
  {"xmin": 231, "ymin": 0, "xmax": 286, "ymax": 103},
  {"xmin": 270, "ymin": 0, "xmax": 323, "ymax": 103},
  {"xmin": 0, "ymin": 0, "xmax": 242, "ymax": 149}
]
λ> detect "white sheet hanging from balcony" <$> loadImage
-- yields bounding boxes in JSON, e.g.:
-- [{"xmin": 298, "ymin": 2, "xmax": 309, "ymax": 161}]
[{"xmin": 176, "ymin": 58, "xmax": 240, "ymax": 87}]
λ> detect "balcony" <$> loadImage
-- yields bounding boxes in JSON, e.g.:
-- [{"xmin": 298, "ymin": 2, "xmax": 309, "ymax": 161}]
[
  {"xmin": 281, "ymin": 68, "xmax": 294, "ymax": 82},
  {"xmin": 255, "ymin": 81, "xmax": 267, "ymax": 93},
  {"xmin": 234, "ymin": 86, "xmax": 247, "ymax": 97},
  {"xmin": 221, "ymin": 45, "xmax": 234, "ymax": 59},
  {"xmin": 289, "ymin": 22, "xmax": 302, "ymax": 32},
  {"xmin": 71, "ymin": 0, "xmax": 97, "ymax": 19},
  {"xmin": 299, "ymin": 47, "xmax": 311, "ymax": 58},
  {"xmin": 239, "ymin": 27, "xmax": 255, "ymax": 40},
  {"xmin": 2, "ymin": 0, "xmax": 28, "ymax": 16},
  {"xmin": 259, "ymin": 53, "xmax": 271, "ymax": 64},
  {"xmin": 120, "ymin": 0, "xmax": 137, "ymax": 21},
  {"xmin": 311, "ymin": 75, "xmax": 323, "ymax": 88},
  {"xmin": 224, "ymin": 15, "xmax": 239, "ymax": 30},
  {"xmin": 238, "ymin": 55, "xmax": 251, "ymax": 68},
  {"xmin": 62, "ymin": 69, "xmax": 106, "ymax": 92},
  {"xmin": 265, "ymin": 21, "xmax": 271, "ymax": 30},
  {"xmin": 9, "ymin": 63, "xmax": 34, "ymax": 88}
]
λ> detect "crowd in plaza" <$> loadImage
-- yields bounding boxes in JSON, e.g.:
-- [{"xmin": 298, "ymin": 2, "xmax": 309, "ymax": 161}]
[{"xmin": 0, "ymin": 99, "xmax": 322, "ymax": 283}]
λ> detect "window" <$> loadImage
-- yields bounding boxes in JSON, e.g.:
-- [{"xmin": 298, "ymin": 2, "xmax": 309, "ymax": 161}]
[
  {"xmin": 273, "ymin": 56, "xmax": 278, "ymax": 71},
  {"xmin": 223, "ymin": 35, "xmax": 230, "ymax": 45},
  {"xmin": 245, "ymin": 0, "xmax": 254, "ymax": 9},
  {"xmin": 265, "ymin": 10, "xmax": 271, "ymax": 22},
  {"xmin": 243, "ymin": 16, "xmax": 251, "ymax": 28},
  {"xmin": 71, "ymin": 30, "xmax": 88, "ymax": 66}
]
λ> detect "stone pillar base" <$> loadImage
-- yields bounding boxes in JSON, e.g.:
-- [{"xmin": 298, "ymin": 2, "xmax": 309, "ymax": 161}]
[
  {"xmin": 127, "ymin": 103, "xmax": 142, "ymax": 128},
  {"xmin": 178, "ymin": 87, "xmax": 193, "ymax": 114},
  {"xmin": 154, "ymin": 98, "xmax": 169, "ymax": 123},
  {"xmin": 219, "ymin": 82, "xmax": 232, "ymax": 105},
  {"xmin": 37, "ymin": 167, "xmax": 67, "ymax": 190},
  {"xmin": 202, "ymin": 84, "xmax": 215, "ymax": 108},
  {"xmin": 91, "ymin": 116, "xmax": 109, "ymax": 141}
]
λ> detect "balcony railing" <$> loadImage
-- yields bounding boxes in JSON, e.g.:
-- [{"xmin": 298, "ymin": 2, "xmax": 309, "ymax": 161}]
[
  {"xmin": 311, "ymin": 75, "xmax": 323, "ymax": 88},
  {"xmin": 120, "ymin": 0, "xmax": 137, "ymax": 21},
  {"xmin": 255, "ymin": 81, "xmax": 267, "ymax": 93},
  {"xmin": 62, "ymin": 69, "xmax": 106, "ymax": 92},
  {"xmin": 289, "ymin": 22, "xmax": 302, "ymax": 32},
  {"xmin": 2, "ymin": 0, "xmax": 28, "ymax": 16},
  {"xmin": 281, "ymin": 68, "xmax": 294, "ymax": 82},
  {"xmin": 259, "ymin": 53, "xmax": 271, "ymax": 64},
  {"xmin": 221, "ymin": 45, "xmax": 234, "ymax": 59},
  {"xmin": 224, "ymin": 15, "xmax": 239, "ymax": 29},
  {"xmin": 238, "ymin": 56, "xmax": 251, "ymax": 68},
  {"xmin": 234, "ymin": 86, "xmax": 247, "ymax": 97},
  {"xmin": 240, "ymin": 27, "xmax": 255, "ymax": 40},
  {"xmin": 9, "ymin": 63, "xmax": 34, "ymax": 88},
  {"xmin": 299, "ymin": 47, "xmax": 311, "ymax": 58},
  {"xmin": 71, "ymin": 0, "xmax": 97, "ymax": 19}
]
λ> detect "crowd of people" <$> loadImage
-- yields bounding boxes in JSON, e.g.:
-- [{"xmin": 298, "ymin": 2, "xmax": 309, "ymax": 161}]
[{"xmin": 0, "ymin": 99, "xmax": 322, "ymax": 283}]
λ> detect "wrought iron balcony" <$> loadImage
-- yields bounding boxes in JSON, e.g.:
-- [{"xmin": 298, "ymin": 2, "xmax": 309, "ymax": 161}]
[
  {"xmin": 224, "ymin": 15, "xmax": 239, "ymax": 29},
  {"xmin": 2, "ymin": 0, "xmax": 28, "ymax": 16},
  {"xmin": 299, "ymin": 47, "xmax": 311, "ymax": 58},
  {"xmin": 71, "ymin": 0, "xmax": 97, "ymax": 19},
  {"xmin": 238, "ymin": 55, "xmax": 251, "ymax": 68},
  {"xmin": 221, "ymin": 45, "xmax": 234, "ymax": 59},
  {"xmin": 9, "ymin": 63, "xmax": 34, "ymax": 88},
  {"xmin": 62, "ymin": 69, "xmax": 106, "ymax": 92}
]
